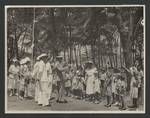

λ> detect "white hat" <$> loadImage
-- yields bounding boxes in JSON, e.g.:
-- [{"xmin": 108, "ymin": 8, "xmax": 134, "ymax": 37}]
[
  {"xmin": 12, "ymin": 58, "xmax": 18, "ymax": 62},
  {"xmin": 20, "ymin": 57, "xmax": 31, "ymax": 64},
  {"xmin": 38, "ymin": 53, "xmax": 48, "ymax": 60},
  {"xmin": 88, "ymin": 61, "xmax": 93, "ymax": 64},
  {"xmin": 85, "ymin": 60, "xmax": 93, "ymax": 64},
  {"xmin": 56, "ymin": 55, "xmax": 63, "ymax": 59},
  {"xmin": 130, "ymin": 66, "xmax": 138, "ymax": 74},
  {"xmin": 36, "ymin": 56, "xmax": 40, "ymax": 60},
  {"xmin": 25, "ymin": 57, "xmax": 31, "ymax": 63},
  {"xmin": 94, "ymin": 70, "xmax": 98, "ymax": 74},
  {"xmin": 20, "ymin": 59, "xmax": 26, "ymax": 65}
]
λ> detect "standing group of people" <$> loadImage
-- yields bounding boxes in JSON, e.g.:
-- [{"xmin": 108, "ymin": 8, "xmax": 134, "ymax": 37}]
[{"xmin": 7, "ymin": 54, "xmax": 144, "ymax": 110}]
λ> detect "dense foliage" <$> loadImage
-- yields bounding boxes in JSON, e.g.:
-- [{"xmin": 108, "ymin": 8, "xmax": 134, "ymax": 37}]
[{"xmin": 7, "ymin": 7, "xmax": 144, "ymax": 69}]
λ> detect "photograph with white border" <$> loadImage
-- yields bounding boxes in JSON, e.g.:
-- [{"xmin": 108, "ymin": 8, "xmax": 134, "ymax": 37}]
[{"xmin": 5, "ymin": 5, "xmax": 145, "ymax": 114}]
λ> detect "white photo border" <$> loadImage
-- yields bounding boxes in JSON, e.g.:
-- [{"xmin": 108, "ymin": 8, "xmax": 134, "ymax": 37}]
[{"xmin": 5, "ymin": 5, "xmax": 146, "ymax": 114}]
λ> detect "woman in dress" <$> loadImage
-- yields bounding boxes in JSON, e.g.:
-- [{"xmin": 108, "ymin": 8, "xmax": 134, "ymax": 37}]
[{"xmin": 85, "ymin": 61, "xmax": 97, "ymax": 102}]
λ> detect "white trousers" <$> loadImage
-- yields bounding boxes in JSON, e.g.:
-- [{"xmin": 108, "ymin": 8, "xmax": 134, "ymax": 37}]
[
  {"xmin": 35, "ymin": 81, "xmax": 39, "ymax": 102},
  {"xmin": 40, "ymin": 81, "xmax": 50, "ymax": 106}
]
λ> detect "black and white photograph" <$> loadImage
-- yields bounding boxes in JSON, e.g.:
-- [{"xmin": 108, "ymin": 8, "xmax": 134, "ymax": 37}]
[{"xmin": 5, "ymin": 5, "xmax": 145, "ymax": 113}]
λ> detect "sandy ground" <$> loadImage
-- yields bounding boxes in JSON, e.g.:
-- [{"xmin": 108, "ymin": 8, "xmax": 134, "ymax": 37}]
[{"xmin": 7, "ymin": 95, "xmax": 144, "ymax": 112}]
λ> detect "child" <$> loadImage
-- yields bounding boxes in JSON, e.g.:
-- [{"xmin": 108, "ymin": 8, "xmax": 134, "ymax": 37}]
[
  {"xmin": 71, "ymin": 71, "xmax": 78, "ymax": 98},
  {"xmin": 111, "ymin": 74, "xmax": 118, "ymax": 104},
  {"xmin": 65, "ymin": 71, "xmax": 72, "ymax": 97},
  {"xmin": 129, "ymin": 72, "xmax": 139, "ymax": 108},
  {"xmin": 18, "ymin": 62, "xmax": 25, "ymax": 100},
  {"xmin": 8, "ymin": 59, "xmax": 20, "ymax": 96},
  {"xmin": 93, "ymin": 71, "xmax": 101, "ymax": 104},
  {"xmin": 85, "ymin": 62, "xmax": 96, "ymax": 102},
  {"xmin": 118, "ymin": 75, "xmax": 127, "ymax": 110},
  {"xmin": 100, "ymin": 69, "xmax": 107, "ymax": 97},
  {"xmin": 104, "ymin": 71, "xmax": 112, "ymax": 107},
  {"xmin": 77, "ymin": 72, "xmax": 84, "ymax": 100},
  {"xmin": 115, "ymin": 75, "xmax": 121, "ymax": 106}
]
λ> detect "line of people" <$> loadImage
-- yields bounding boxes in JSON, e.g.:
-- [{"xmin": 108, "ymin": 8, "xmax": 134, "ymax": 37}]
[{"xmin": 8, "ymin": 53, "xmax": 144, "ymax": 110}]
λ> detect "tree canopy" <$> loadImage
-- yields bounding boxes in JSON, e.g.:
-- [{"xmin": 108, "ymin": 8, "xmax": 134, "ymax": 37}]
[{"xmin": 7, "ymin": 7, "xmax": 144, "ymax": 69}]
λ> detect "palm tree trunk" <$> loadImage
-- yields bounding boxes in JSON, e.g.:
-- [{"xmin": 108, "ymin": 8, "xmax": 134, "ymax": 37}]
[
  {"xmin": 64, "ymin": 49, "xmax": 66, "ymax": 62},
  {"xmin": 85, "ymin": 45, "xmax": 89, "ymax": 60},
  {"xmin": 79, "ymin": 44, "xmax": 82, "ymax": 65},
  {"xmin": 74, "ymin": 45, "xmax": 78, "ymax": 68}
]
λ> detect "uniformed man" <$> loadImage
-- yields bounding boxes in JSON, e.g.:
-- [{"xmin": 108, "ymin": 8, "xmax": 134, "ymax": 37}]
[{"xmin": 38, "ymin": 53, "xmax": 51, "ymax": 106}]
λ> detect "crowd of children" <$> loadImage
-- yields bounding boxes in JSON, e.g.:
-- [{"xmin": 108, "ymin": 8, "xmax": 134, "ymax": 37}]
[{"xmin": 7, "ymin": 55, "xmax": 144, "ymax": 110}]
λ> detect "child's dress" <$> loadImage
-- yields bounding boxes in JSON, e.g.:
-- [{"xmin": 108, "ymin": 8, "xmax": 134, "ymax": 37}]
[
  {"xmin": 85, "ymin": 68, "xmax": 97, "ymax": 95},
  {"xmin": 112, "ymin": 75, "xmax": 117, "ymax": 94},
  {"xmin": 72, "ymin": 76, "xmax": 78, "ymax": 90},
  {"xmin": 8, "ymin": 64, "xmax": 20, "ymax": 90},
  {"xmin": 130, "ymin": 76, "xmax": 138, "ymax": 99},
  {"xmin": 93, "ymin": 78, "xmax": 101, "ymax": 93},
  {"xmin": 77, "ymin": 77, "xmax": 84, "ymax": 91},
  {"xmin": 120, "ymin": 80, "xmax": 126, "ymax": 97},
  {"xmin": 65, "ymin": 73, "xmax": 71, "ymax": 88},
  {"xmin": 105, "ymin": 75, "xmax": 112, "ymax": 96}
]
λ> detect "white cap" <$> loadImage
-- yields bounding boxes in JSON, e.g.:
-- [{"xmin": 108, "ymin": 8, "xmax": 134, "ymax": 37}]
[
  {"xmin": 56, "ymin": 55, "xmax": 63, "ymax": 59},
  {"xmin": 24, "ymin": 57, "xmax": 31, "ymax": 63},
  {"xmin": 85, "ymin": 60, "xmax": 93, "ymax": 64},
  {"xmin": 12, "ymin": 58, "xmax": 18, "ymax": 62},
  {"xmin": 20, "ymin": 59, "xmax": 26, "ymax": 65},
  {"xmin": 36, "ymin": 56, "xmax": 40, "ymax": 60},
  {"xmin": 38, "ymin": 53, "xmax": 47, "ymax": 60}
]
